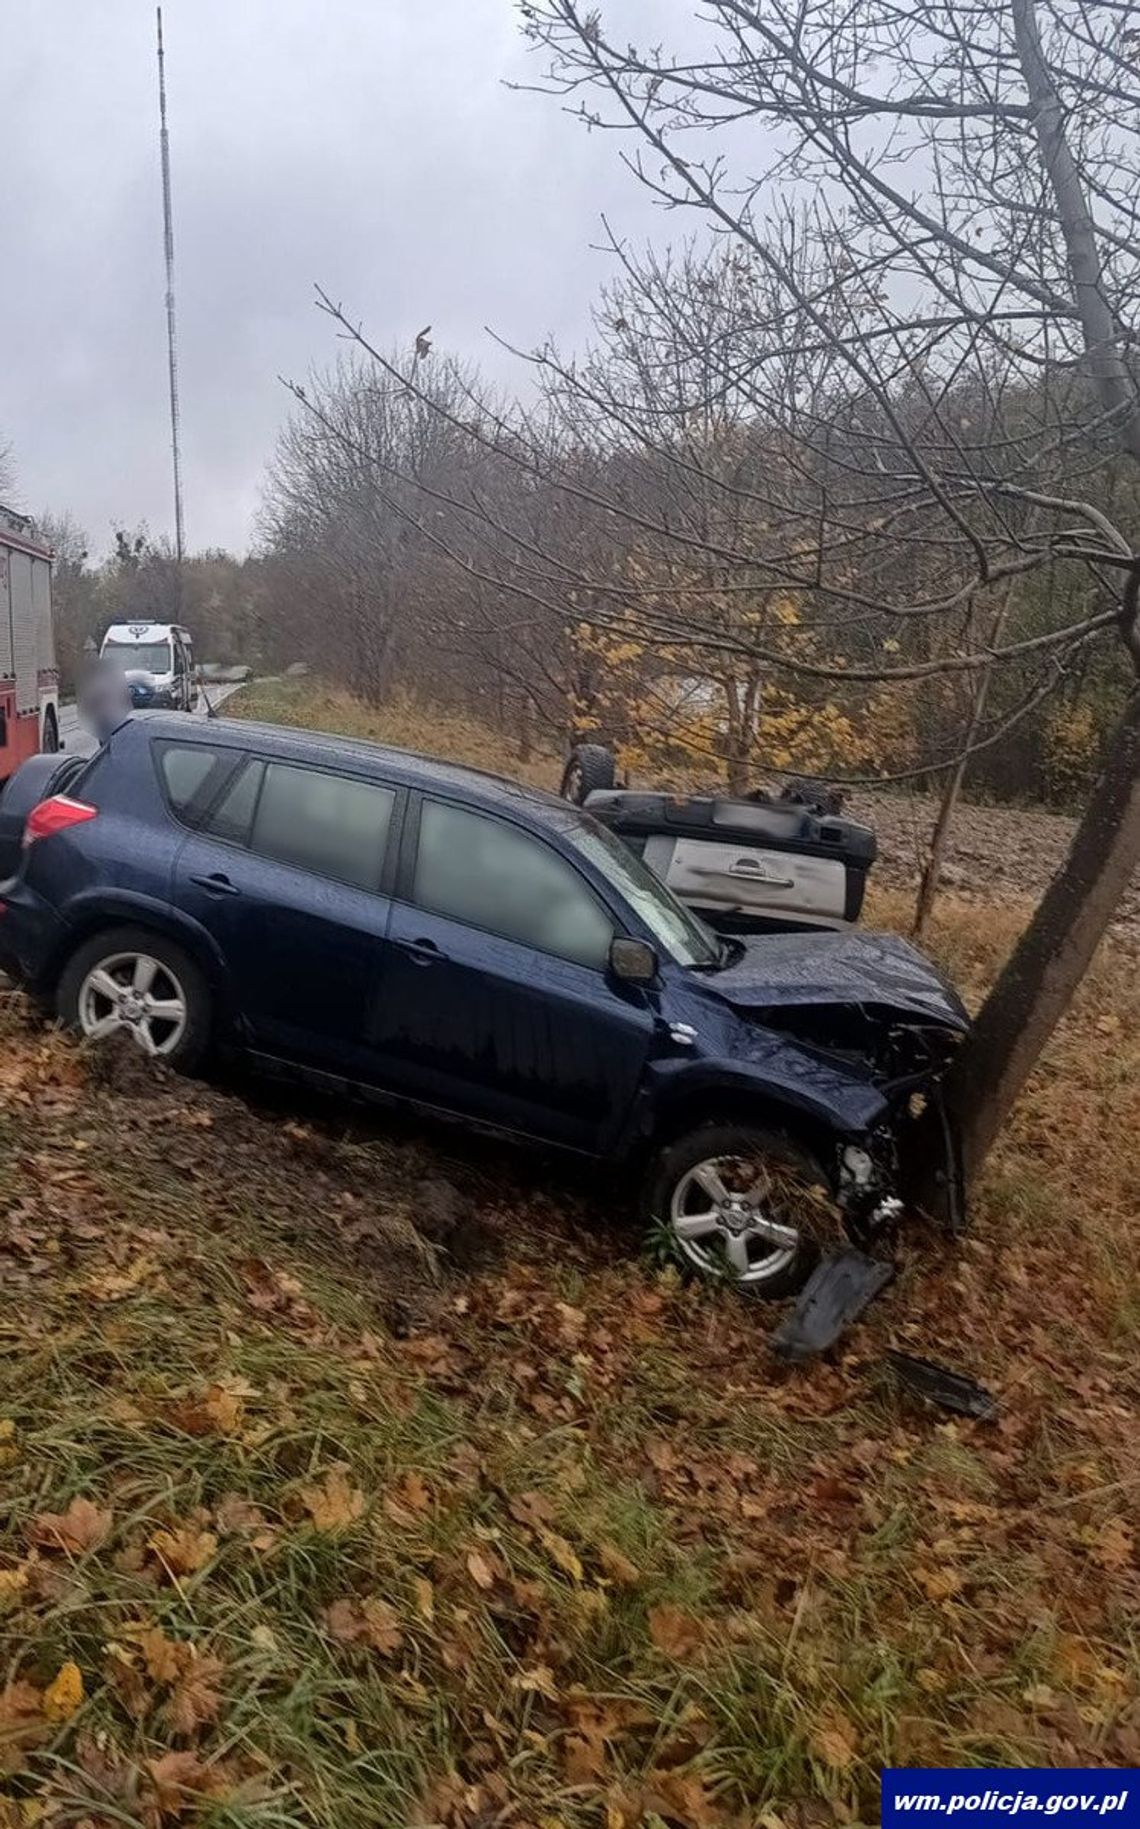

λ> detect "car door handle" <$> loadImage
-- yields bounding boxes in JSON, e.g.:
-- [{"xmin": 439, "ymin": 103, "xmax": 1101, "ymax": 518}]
[
  {"xmin": 733, "ymin": 862, "xmax": 795, "ymax": 888},
  {"xmin": 711, "ymin": 856, "xmax": 797, "ymax": 888},
  {"xmin": 402, "ymin": 937, "xmax": 446, "ymax": 966},
  {"xmin": 189, "ymin": 872, "xmax": 241, "ymax": 897}
]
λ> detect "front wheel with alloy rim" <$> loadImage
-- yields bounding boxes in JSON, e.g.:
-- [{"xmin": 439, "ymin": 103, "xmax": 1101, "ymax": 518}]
[
  {"xmin": 56, "ymin": 927, "xmax": 211, "ymax": 1072},
  {"xmin": 644, "ymin": 1123, "xmax": 842, "ymax": 1300}
]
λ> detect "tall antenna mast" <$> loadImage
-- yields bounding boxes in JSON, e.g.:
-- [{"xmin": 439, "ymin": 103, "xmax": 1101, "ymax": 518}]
[{"xmin": 156, "ymin": 6, "xmax": 185, "ymax": 563}]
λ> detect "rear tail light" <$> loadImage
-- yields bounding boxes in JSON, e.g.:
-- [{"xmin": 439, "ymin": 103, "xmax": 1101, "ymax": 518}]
[{"xmin": 23, "ymin": 795, "xmax": 98, "ymax": 847}]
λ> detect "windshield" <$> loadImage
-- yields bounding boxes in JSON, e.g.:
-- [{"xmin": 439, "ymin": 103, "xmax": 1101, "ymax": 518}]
[
  {"xmin": 566, "ymin": 818, "xmax": 720, "ymax": 968},
  {"xmin": 103, "ymin": 641, "xmax": 173, "ymax": 675}
]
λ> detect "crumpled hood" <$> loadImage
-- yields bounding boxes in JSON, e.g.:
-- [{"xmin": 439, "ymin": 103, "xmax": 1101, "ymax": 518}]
[{"xmin": 707, "ymin": 930, "xmax": 970, "ymax": 1031}]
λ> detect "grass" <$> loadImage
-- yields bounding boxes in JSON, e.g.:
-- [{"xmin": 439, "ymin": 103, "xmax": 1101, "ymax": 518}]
[
  {"xmin": 1, "ymin": 681, "xmax": 1138, "ymax": 1826},
  {"xmin": 229, "ymin": 679, "xmax": 563, "ymax": 794}
]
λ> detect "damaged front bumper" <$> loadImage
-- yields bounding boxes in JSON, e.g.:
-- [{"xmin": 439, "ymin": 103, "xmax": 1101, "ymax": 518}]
[
  {"xmin": 837, "ymin": 1074, "xmax": 967, "ymax": 1247},
  {"xmin": 708, "ymin": 1010, "xmax": 968, "ymax": 1247},
  {"xmin": 774, "ymin": 1076, "xmax": 966, "ymax": 1363}
]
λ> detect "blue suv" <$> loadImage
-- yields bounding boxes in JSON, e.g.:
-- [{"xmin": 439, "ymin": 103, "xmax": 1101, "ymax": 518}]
[{"xmin": 0, "ymin": 714, "xmax": 968, "ymax": 1296}]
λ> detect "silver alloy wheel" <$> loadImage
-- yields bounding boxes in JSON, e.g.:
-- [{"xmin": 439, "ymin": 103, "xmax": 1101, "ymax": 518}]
[
  {"xmin": 76, "ymin": 950, "xmax": 189, "ymax": 1057},
  {"xmin": 669, "ymin": 1153, "xmax": 809, "ymax": 1287}
]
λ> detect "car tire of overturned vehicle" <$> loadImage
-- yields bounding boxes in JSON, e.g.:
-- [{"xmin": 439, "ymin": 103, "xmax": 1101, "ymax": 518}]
[{"xmin": 559, "ymin": 742, "xmax": 616, "ymax": 804}]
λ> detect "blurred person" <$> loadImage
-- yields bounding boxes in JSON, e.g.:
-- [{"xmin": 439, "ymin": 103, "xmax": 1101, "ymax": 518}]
[{"xmin": 76, "ymin": 655, "xmax": 132, "ymax": 743}]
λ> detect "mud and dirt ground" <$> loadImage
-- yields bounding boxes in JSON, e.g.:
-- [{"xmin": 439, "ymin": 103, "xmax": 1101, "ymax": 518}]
[{"xmin": 851, "ymin": 789, "xmax": 1140, "ymax": 939}]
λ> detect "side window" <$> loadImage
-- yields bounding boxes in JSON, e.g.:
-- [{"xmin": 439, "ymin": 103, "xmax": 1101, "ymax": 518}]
[
  {"xmin": 248, "ymin": 762, "xmax": 395, "ymax": 891},
  {"xmin": 157, "ymin": 742, "xmax": 235, "ymax": 822},
  {"xmin": 413, "ymin": 800, "xmax": 613, "ymax": 968},
  {"xmin": 205, "ymin": 758, "xmax": 264, "ymax": 846}
]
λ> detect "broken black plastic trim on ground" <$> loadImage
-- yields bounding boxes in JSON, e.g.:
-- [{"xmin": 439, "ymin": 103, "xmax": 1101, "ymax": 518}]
[
  {"xmin": 886, "ymin": 1350, "xmax": 1000, "ymax": 1421},
  {"xmin": 770, "ymin": 1246, "xmax": 895, "ymax": 1363}
]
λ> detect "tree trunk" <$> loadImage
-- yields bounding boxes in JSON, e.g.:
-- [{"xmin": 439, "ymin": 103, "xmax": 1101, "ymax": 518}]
[
  {"xmin": 935, "ymin": 7, "xmax": 1140, "ymax": 1183},
  {"xmin": 517, "ymin": 697, "xmax": 533, "ymax": 762},
  {"xmin": 739, "ymin": 667, "xmax": 762, "ymax": 792},
  {"xmin": 942, "ymin": 685, "xmax": 1140, "ymax": 1183},
  {"xmin": 912, "ymin": 740, "xmax": 977, "ymax": 941},
  {"xmin": 722, "ymin": 677, "xmax": 747, "ymax": 793},
  {"xmin": 914, "ymin": 573, "xmax": 1021, "ymax": 936},
  {"xmin": 1011, "ymin": 0, "xmax": 1140, "ymax": 460}
]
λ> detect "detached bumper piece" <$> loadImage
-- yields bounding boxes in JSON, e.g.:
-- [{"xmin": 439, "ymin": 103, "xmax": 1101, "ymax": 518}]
[
  {"xmin": 886, "ymin": 1350, "xmax": 999, "ymax": 1421},
  {"xmin": 770, "ymin": 1246, "xmax": 895, "ymax": 1363}
]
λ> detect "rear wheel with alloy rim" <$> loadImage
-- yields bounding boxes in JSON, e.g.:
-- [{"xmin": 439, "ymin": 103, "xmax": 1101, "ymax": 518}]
[
  {"xmin": 57, "ymin": 926, "xmax": 211, "ymax": 1071},
  {"xmin": 645, "ymin": 1123, "xmax": 841, "ymax": 1299}
]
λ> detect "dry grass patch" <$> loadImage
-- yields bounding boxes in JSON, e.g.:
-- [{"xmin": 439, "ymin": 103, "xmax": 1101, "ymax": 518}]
[{"xmin": 229, "ymin": 678, "xmax": 561, "ymax": 793}]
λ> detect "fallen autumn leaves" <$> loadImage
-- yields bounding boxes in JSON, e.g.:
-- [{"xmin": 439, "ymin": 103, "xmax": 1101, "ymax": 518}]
[{"xmin": 0, "ymin": 891, "xmax": 1138, "ymax": 1828}]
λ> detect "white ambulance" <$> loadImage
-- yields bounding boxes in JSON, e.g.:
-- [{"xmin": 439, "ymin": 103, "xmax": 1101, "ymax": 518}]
[{"xmin": 99, "ymin": 621, "xmax": 198, "ymax": 712}]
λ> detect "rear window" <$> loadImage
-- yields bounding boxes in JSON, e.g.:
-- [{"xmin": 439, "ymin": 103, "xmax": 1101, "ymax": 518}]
[
  {"xmin": 205, "ymin": 759, "xmax": 264, "ymax": 845},
  {"xmin": 247, "ymin": 762, "xmax": 395, "ymax": 891},
  {"xmin": 156, "ymin": 742, "xmax": 238, "ymax": 822}
]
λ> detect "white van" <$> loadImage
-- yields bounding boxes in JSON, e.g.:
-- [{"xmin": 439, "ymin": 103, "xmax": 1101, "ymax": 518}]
[{"xmin": 99, "ymin": 622, "xmax": 198, "ymax": 712}]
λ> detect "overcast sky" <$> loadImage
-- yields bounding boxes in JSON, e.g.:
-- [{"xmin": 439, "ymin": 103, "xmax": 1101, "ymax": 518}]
[{"xmin": 1, "ymin": 0, "xmax": 687, "ymax": 558}]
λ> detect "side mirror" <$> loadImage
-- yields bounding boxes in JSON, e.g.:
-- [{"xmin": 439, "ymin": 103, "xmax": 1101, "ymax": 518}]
[{"xmin": 609, "ymin": 936, "xmax": 658, "ymax": 984}]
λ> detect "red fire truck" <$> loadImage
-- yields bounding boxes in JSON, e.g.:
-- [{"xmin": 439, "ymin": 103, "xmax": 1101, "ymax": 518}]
[{"xmin": 0, "ymin": 505, "xmax": 59, "ymax": 783}]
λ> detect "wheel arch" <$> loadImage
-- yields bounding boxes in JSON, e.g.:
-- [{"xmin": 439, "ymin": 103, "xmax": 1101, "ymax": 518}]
[
  {"xmin": 45, "ymin": 895, "xmax": 232, "ymax": 1006},
  {"xmin": 644, "ymin": 1079, "xmax": 854, "ymax": 1181}
]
